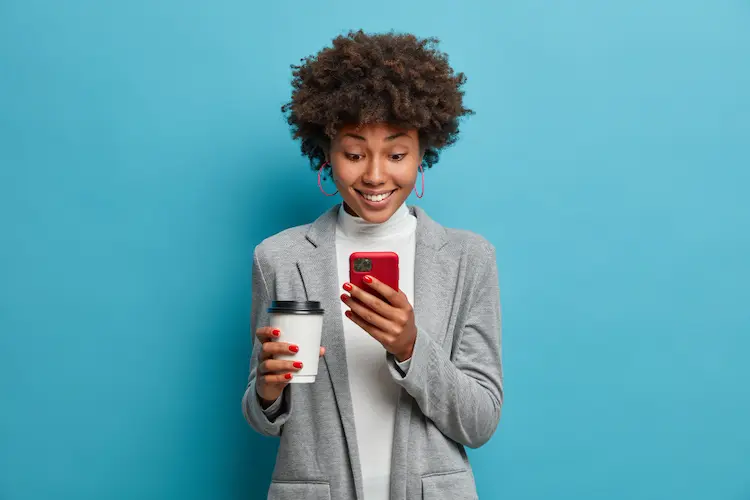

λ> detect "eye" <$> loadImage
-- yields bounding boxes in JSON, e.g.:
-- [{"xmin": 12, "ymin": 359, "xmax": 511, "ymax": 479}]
[
  {"xmin": 345, "ymin": 153, "xmax": 364, "ymax": 162},
  {"xmin": 390, "ymin": 153, "xmax": 407, "ymax": 162}
]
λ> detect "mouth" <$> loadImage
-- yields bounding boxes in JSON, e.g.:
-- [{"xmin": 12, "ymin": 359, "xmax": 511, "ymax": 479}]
[{"xmin": 355, "ymin": 189, "xmax": 397, "ymax": 205}]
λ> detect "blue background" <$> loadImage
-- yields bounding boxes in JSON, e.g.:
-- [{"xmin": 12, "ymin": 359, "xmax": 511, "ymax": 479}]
[{"xmin": 1, "ymin": 1, "xmax": 749, "ymax": 499}]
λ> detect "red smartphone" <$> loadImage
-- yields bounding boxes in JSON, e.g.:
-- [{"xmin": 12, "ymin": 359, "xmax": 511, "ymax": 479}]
[{"xmin": 349, "ymin": 251, "xmax": 399, "ymax": 302}]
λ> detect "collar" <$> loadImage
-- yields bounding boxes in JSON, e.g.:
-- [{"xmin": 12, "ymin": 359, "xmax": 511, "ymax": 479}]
[
  {"xmin": 336, "ymin": 202, "xmax": 413, "ymax": 240},
  {"xmin": 305, "ymin": 204, "xmax": 447, "ymax": 251}
]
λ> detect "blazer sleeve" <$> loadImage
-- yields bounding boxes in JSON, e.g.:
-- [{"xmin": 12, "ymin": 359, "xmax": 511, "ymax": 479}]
[
  {"xmin": 241, "ymin": 246, "xmax": 293, "ymax": 436},
  {"xmin": 387, "ymin": 245, "xmax": 503, "ymax": 448}
]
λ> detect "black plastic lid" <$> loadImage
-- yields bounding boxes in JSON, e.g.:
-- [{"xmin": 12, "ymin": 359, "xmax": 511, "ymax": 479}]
[{"xmin": 267, "ymin": 300, "xmax": 324, "ymax": 315}]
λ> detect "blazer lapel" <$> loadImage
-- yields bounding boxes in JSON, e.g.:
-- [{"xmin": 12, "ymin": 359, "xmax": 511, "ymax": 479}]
[
  {"xmin": 390, "ymin": 206, "xmax": 452, "ymax": 500},
  {"xmin": 411, "ymin": 206, "xmax": 452, "ymax": 342},
  {"xmin": 296, "ymin": 205, "xmax": 365, "ymax": 500}
]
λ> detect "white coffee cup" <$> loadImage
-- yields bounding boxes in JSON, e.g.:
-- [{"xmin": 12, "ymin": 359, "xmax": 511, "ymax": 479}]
[{"xmin": 268, "ymin": 301, "xmax": 325, "ymax": 384}]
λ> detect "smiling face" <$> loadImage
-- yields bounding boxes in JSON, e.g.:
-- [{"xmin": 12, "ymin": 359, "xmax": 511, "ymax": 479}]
[{"xmin": 328, "ymin": 123, "xmax": 422, "ymax": 224}]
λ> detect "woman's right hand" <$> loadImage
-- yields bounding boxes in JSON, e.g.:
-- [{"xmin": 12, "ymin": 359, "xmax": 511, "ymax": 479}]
[{"xmin": 255, "ymin": 326, "xmax": 326, "ymax": 408}]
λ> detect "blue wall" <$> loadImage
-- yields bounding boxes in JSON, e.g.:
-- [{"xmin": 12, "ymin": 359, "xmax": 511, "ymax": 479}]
[{"xmin": 1, "ymin": 1, "xmax": 749, "ymax": 499}]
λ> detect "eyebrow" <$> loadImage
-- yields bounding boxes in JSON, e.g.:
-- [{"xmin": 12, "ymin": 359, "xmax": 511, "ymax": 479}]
[{"xmin": 343, "ymin": 132, "xmax": 409, "ymax": 141}]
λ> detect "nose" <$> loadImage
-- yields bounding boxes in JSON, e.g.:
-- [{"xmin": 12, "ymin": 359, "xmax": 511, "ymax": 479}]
[{"xmin": 361, "ymin": 156, "xmax": 386, "ymax": 186}]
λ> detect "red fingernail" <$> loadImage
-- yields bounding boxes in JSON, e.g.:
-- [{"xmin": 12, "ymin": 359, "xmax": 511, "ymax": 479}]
[
  {"xmin": 293, "ymin": 361, "xmax": 303, "ymax": 369},
  {"xmin": 345, "ymin": 310, "xmax": 352, "ymax": 318},
  {"xmin": 363, "ymin": 275, "xmax": 373, "ymax": 284},
  {"xmin": 343, "ymin": 283, "xmax": 352, "ymax": 292},
  {"xmin": 341, "ymin": 294, "xmax": 348, "ymax": 303},
  {"xmin": 289, "ymin": 345, "xmax": 299, "ymax": 353},
  {"xmin": 272, "ymin": 329, "xmax": 280, "ymax": 337},
  {"xmin": 285, "ymin": 373, "xmax": 292, "ymax": 380}
]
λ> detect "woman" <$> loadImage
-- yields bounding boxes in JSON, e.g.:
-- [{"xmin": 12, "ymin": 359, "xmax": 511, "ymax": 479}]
[{"xmin": 242, "ymin": 31, "xmax": 503, "ymax": 500}]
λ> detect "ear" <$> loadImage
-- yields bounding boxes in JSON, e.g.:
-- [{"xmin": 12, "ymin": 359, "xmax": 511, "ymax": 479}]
[
  {"xmin": 324, "ymin": 153, "xmax": 332, "ymax": 174},
  {"xmin": 316, "ymin": 139, "xmax": 331, "ymax": 165},
  {"xmin": 325, "ymin": 137, "xmax": 335, "ymax": 163},
  {"xmin": 418, "ymin": 143, "xmax": 427, "ymax": 166},
  {"xmin": 325, "ymin": 152, "xmax": 336, "ymax": 183}
]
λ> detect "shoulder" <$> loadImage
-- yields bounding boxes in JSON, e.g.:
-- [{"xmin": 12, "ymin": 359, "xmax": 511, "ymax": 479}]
[
  {"xmin": 253, "ymin": 223, "xmax": 311, "ymax": 265},
  {"xmin": 413, "ymin": 205, "xmax": 494, "ymax": 256},
  {"xmin": 444, "ymin": 227, "xmax": 495, "ymax": 258},
  {"xmin": 413, "ymin": 205, "xmax": 496, "ymax": 268},
  {"xmin": 443, "ymin": 228, "xmax": 497, "ymax": 277}
]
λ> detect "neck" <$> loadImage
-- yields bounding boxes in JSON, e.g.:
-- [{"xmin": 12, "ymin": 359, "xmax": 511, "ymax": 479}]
[{"xmin": 336, "ymin": 202, "xmax": 413, "ymax": 240}]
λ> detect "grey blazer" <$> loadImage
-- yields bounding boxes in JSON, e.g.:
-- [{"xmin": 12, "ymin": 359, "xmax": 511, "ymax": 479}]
[{"xmin": 242, "ymin": 205, "xmax": 503, "ymax": 500}]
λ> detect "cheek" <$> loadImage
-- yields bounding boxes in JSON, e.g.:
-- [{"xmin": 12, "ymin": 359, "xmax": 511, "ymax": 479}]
[
  {"xmin": 394, "ymin": 165, "xmax": 419, "ymax": 187},
  {"xmin": 331, "ymin": 166, "xmax": 351, "ymax": 184}
]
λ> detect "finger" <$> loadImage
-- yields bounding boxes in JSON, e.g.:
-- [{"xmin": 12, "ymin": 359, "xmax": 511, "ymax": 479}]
[
  {"xmin": 263, "ymin": 372, "xmax": 295, "ymax": 385},
  {"xmin": 345, "ymin": 309, "xmax": 390, "ymax": 345},
  {"xmin": 260, "ymin": 359, "xmax": 304, "ymax": 374},
  {"xmin": 342, "ymin": 293, "xmax": 394, "ymax": 333},
  {"xmin": 362, "ymin": 275, "xmax": 408, "ymax": 307},
  {"xmin": 261, "ymin": 341, "xmax": 300, "ymax": 360},
  {"xmin": 344, "ymin": 283, "xmax": 400, "ymax": 321},
  {"xmin": 320, "ymin": 346, "xmax": 326, "ymax": 357},
  {"xmin": 255, "ymin": 326, "xmax": 281, "ymax": 342}
]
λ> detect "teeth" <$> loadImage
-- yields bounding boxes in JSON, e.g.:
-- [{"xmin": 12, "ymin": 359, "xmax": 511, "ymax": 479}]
[{"xmin": 362, "ymin": 191, "xmax": 392, "ymax": 202}]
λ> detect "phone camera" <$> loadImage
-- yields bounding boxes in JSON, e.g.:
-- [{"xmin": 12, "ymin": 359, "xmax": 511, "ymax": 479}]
[{"xmin": 353, "ymin": 258, "xmax": 372, "ymax": 272}]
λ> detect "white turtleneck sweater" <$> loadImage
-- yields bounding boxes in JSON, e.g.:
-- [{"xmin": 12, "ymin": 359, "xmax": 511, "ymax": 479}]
[{"xmin": 335, "ymin": 202, "xmax": 417, "ymax": 500}]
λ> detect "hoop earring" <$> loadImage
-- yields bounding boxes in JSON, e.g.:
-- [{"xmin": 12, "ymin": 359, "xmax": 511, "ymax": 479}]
[
  {"xmin": 413, "ymin": 163, "xmax": 425, "ymax": 199},
  {"xmin": 317, "ymin": 162, "xmax": 338, "ymax": 197}
]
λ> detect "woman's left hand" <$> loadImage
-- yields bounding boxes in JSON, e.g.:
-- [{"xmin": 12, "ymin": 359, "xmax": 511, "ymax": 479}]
[{"xmin": 341, "ymin": 276, "xmax": 417, "ymax": 362}]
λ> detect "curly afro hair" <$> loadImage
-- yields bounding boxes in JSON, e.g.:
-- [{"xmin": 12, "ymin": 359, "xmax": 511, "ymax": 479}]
[{"xmin": 282, "ymin": 30, "xmax": 474, "ymax": 171}]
